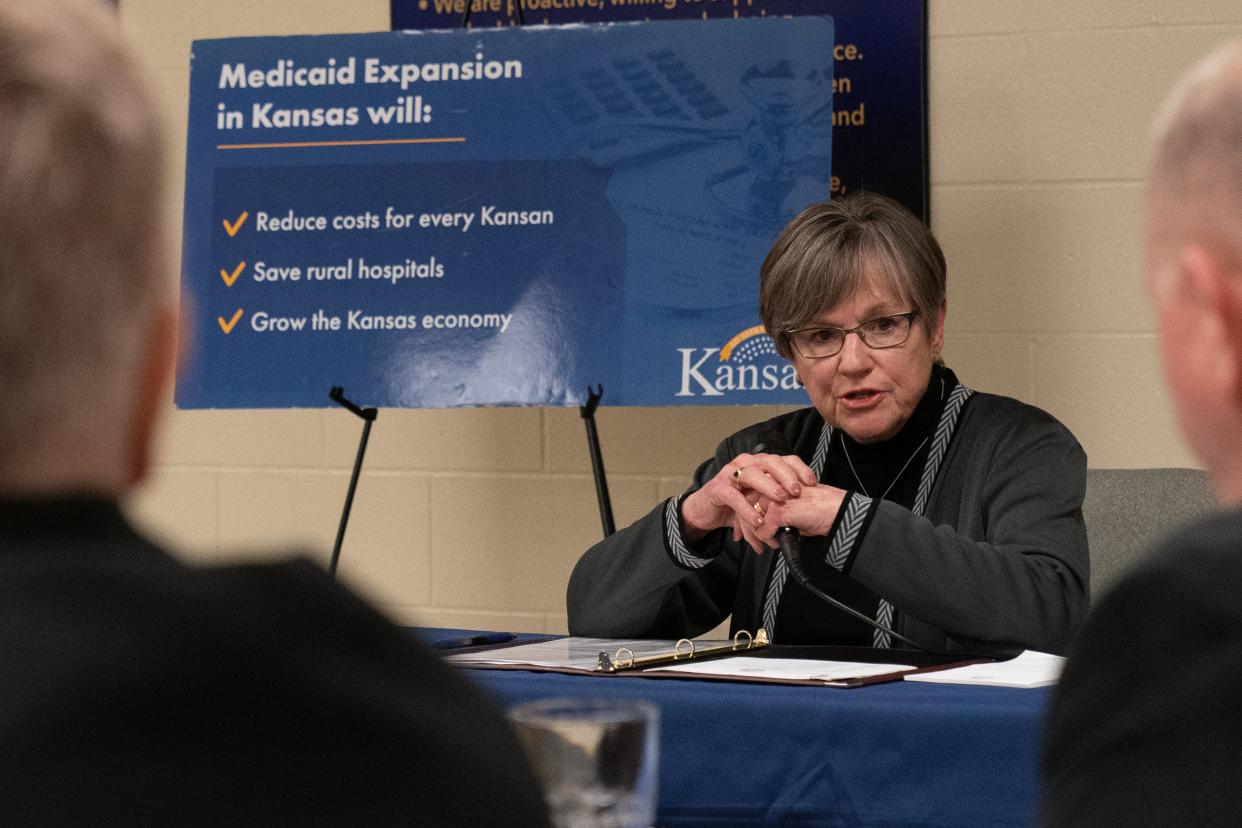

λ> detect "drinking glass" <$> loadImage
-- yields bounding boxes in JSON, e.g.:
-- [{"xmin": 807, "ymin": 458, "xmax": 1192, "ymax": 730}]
[{"xmin": 508, "ymin": 697, "xmax": 659, "ymax": 828}]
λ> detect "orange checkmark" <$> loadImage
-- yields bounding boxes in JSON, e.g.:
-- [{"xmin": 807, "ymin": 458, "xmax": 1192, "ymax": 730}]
[
  {"xmin": 222, "ymin": 211, "xmax": 249, "ymax": 237},
  {"xmin": 220, "ymin": 261, "xmax": 246, "ymax": 286},
  {"xmin": 218, "ymin": 309, "xmax": 244, "ymax": 334}
]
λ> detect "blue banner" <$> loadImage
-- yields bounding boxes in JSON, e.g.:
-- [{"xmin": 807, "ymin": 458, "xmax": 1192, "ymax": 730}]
[
  {"xmin": 177, "ymin": 18, "xmax": 832, "ymax": 408},
  {"xmin": 392, "ymin": 0, "xmax": 927, "ymax": 220}
]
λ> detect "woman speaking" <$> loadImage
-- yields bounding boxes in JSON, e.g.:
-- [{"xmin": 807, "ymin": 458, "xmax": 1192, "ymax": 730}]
[{"xmin": 567, "ymin": 192, "xmax": 1088, "ymax": 656}]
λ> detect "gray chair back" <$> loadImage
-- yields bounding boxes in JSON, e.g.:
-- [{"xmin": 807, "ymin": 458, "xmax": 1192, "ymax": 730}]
[{"xmin": 1084, "ymin": 468, "xmax": 1216, "ymax": 599}]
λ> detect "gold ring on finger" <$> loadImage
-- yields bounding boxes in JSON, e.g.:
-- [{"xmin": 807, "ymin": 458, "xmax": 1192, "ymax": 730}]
[{"xmin": 752, "ymin": 501, "xmax": 765, "ymax": 517}]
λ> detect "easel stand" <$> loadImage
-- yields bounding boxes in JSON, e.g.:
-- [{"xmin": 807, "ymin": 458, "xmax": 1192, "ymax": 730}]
[
  {"xmin": 328, "ymin": 386, "xmax": 378, "ymax": 576},
  {"xmin": 580, "ymin": 385, "xmax": 614, "ymax": 538}
]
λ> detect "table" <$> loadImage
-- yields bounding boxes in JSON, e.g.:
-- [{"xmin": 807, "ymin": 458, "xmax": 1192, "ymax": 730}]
[{"xmin": 473, "ymin": 665, "xmax": 1048, "ymax": 827}]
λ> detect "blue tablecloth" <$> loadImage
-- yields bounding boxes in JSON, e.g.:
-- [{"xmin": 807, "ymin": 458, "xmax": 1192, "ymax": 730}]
[{"xmin": 473, "ymin": 667, "xmax": 1048, "ymax": 827}]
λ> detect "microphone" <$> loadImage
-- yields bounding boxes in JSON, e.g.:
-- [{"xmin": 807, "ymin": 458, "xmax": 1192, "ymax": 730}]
[{"xmin": 752, "ymin": 432, "xmax": 933, "ymax": 653}]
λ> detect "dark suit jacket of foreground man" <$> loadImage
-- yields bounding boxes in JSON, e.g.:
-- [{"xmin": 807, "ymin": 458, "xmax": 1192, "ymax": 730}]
[
  {"xmin": 0, "ymin": 495, "xmax": 551, "ymax": 827},
  {"xmin": 1042, "ymin": 509, "xmax": 1242, "ymax": 827}
]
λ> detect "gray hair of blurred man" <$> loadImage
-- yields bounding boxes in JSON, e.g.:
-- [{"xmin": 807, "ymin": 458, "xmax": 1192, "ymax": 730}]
[
  {"xmin": 759, "ymin": 191, "xmax": 947, "ymax": 362},
  {"xmin": 0, "ymin": 0, "xmax": 171, "ymax": 492},
  {"xmin": 1148, "ymin": 40, "xmax": 1242, "ymax": 272}
]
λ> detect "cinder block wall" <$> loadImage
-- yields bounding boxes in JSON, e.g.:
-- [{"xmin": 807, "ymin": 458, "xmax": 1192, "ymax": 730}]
[{"xmin": 120, "ymin": 1, "xmax": 1242, "ymax": 632}]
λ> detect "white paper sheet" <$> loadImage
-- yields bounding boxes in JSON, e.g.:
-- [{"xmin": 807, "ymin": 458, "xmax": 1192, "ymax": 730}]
[
  {"xmin": 652, "ymin": 656, "xmax": 915, "ymax": 682},
  {"xmin": 903, "ymin": 650, "xmax": 1064, "ymax": 688}
]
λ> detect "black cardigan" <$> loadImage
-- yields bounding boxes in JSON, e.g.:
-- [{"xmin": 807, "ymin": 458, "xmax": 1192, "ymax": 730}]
[{"xmin": 567, "ymin": 390, "xmax": 1089, "ymax": 656}]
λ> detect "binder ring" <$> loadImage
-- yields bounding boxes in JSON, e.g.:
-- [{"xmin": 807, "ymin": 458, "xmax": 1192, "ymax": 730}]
[{"xmin": 595, "ymin": 628, "xmax": 770, "ymax": 673}]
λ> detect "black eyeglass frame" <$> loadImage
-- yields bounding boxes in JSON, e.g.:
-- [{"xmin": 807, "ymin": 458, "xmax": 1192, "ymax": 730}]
[{"xmin": 786, "ymin": 310, "xmax": 920, "ymax": 360}]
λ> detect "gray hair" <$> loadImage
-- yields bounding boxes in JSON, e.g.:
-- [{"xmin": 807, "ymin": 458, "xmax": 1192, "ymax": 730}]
[
  {"xmin": 1148, "ymin": 40, "xmax": 1242, "ymax": 267},
  {"xmin": 0, "ymin": 0, "xmax": 166, "ymax": 471},
  {"xmin": 759, "ymin": 192, "xmax": 946, "ymax": 360}
]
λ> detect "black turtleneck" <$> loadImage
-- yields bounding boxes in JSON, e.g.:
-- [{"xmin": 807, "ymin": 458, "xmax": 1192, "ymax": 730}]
[{"xmin": 774, "ymin": 364, "xmax": 954, "ymax": 646}]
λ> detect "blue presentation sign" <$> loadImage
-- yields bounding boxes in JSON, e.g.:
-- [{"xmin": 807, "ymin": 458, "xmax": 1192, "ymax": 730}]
[
  {"xmin": 392, "ymin": 0, "xmax": 928, "ymax": 220},
  {"xmin": 177, "ymin": 18, "xmax": 832, "ymax": 409}
]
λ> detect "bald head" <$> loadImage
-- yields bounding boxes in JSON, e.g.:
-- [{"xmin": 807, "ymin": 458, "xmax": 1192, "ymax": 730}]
[
  {"xmin": 1146, "ymin": 40, "xmax": 1242, "ymax": 502},
  {"xmin": 0, "ymin": 0, "xmax": 171, "ymax": 493},
  {"xmin": 1148, "ymin": 40, "xmax": 1242, "ymax": 269}
]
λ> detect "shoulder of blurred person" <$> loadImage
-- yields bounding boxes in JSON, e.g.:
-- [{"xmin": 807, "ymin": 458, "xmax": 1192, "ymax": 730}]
[
  {"xmin": 0, "ymin": 496, "xmax": 551, "ymax": 825},
  {"xmin": 1042, "ymin": 509, "xmax": 1242, "ymax": 827}
]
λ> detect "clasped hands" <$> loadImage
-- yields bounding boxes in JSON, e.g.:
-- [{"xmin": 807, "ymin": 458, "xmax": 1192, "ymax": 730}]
[{"xmin": 680, "ymin": 450, "xmax": 846, "ymax": 554}]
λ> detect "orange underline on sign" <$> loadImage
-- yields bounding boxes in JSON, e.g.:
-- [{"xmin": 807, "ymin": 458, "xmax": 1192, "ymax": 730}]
[
  {"xmin": 216, "ymin": 137, "xmax": 467, "ymax": 150},
  {"xmin": 719, "ymin": 325, "xmax": 768, "ymax": 361}
]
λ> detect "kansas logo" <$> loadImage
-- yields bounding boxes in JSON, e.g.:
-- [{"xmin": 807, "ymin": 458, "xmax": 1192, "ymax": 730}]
[{"xmin": 676, "ymin": 325, "xmax": 800, "ymax": 397}]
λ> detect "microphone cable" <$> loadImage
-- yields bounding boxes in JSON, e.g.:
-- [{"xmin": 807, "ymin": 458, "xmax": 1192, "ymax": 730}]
[{"xmin": 773, "ymin": 527, "xmax": 934, "ymax": 653}]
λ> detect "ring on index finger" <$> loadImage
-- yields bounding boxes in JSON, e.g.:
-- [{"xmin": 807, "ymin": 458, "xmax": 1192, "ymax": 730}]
[{"xmin": 731, "ymin": 467, "xmax": 745, "ymax": 490}]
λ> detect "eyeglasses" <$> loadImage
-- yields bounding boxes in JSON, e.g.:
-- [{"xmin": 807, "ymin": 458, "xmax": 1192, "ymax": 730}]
[{"xmin": 787, "ymin": 310, "xmax": 919, "ymax": 359}]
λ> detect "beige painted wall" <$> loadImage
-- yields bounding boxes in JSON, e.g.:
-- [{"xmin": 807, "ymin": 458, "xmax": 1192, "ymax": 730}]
[{"xmin": 119, "ymin": 1, "xmax": 1242, "ymax": 632}]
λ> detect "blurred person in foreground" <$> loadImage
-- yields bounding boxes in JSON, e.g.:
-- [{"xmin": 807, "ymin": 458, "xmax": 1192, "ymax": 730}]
[
  {"xmin": 568, "ymin": 191, "xmax": 1088, "ymax": 656},
  {"xmin": 1042, "ymin": 40, "xmax": 1242, "ymax": 827},
  {"xmin": 0, "ymin": 0, "xmax": 548, "ymax": 823}
]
